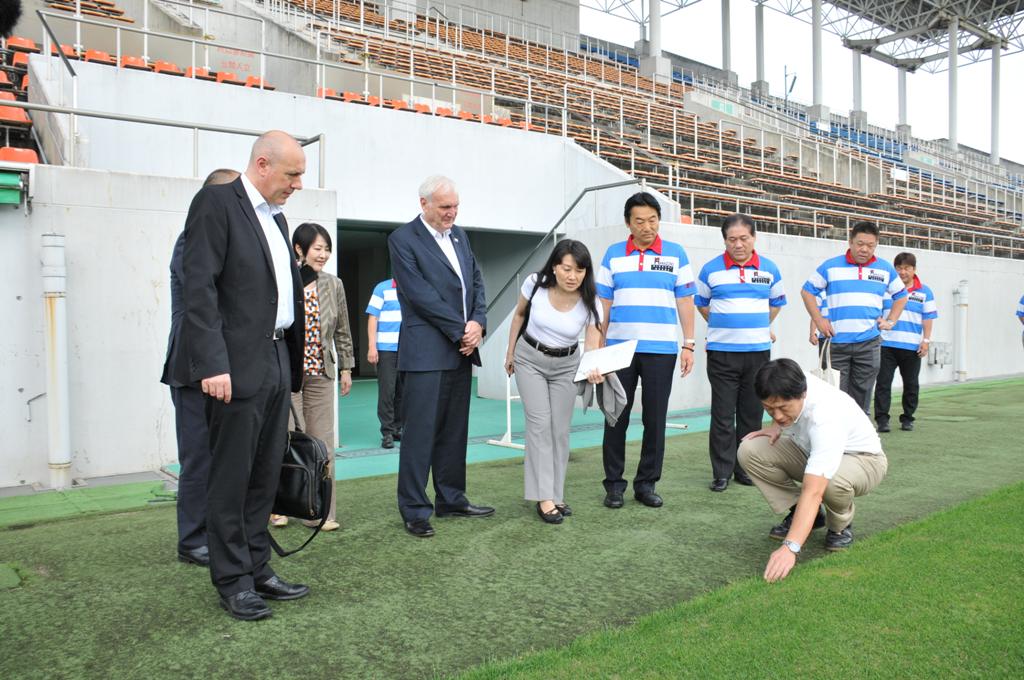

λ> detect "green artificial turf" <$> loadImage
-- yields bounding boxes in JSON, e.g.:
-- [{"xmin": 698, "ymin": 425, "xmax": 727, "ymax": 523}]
[
  {"xmin": 0, "ymin": 481, "xmax": 170, "ymax": 529},
  {"xmin": 461, "ymin": 481, "xmax": 1024, "ymax": 679},
  {"xmin": 0, "ymin": 379, "xmax": 1021, "ymax": 680}
]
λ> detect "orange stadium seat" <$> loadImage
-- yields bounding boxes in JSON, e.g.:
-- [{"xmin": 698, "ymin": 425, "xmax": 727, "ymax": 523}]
[
  {"xmin": 120, "ymin": 56, "xmax": 150, "ymax": 71},
  {"xmin": 83, "ymin": 49, "xmax": 116, "ymax": 65},
  {"xmin": 215, "ymin": 71, "xmax": 244, "ymax": 85},
  {"xmin": 0, "ymin": 72, "xmax": 11, "ymax": 89},
  {"xmin": 50, "ymin": 43, "xmax": 79, "ymax": 60},
  {"xmin": 316, "ymin": 87, "xmax": 342, "ymax": 100},
  {"xmin": 6, "ymin": 36, "xmax": 39, "ymax": 53},
  {"xmin": 11, "ymin": 53, "xmax": 28, "ymax": 69},
  {"xmin": 20, "ymin": 74, "xmax": 28, "ymax": 91},
  {"xmin": 0, "ymin": 146, "xmax": 40, "ymax": 163},
  {"xmin": 388, "ymin": 100, "xmax": 408, "ymax": 110},
  {"xmin": 342, "ymin": 91, "xmax": 362, "ymax": 102},
  {"xmin": 244, "ymin": 76, "xmax": 274, "ymax": 90},
  {"xmin": 152, "ymin": 60, "xmax": 183, "ymax": 76},
  {"xmin": 365, "ymin": 95, "xmax": 381, "ymax": 106},
  {"xmin": 457, "ymin": 111, "xmax": 475, "ymax": 121},
  {"xmin": 412, "ymin": 103, "xmax": 431, "ymax": 114},
  {"xmin": 185, "ymin": 67, "xmax": 216, "ymax": 81},
  {"xmin": 0, "ymin": 95, "xmax": 31, "ymax": 126}
]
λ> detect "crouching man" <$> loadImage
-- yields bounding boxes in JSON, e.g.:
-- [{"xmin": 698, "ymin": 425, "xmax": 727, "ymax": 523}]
[{"xmin": 738, "ymin": 358, "xmax": 888, "ymax": 582}]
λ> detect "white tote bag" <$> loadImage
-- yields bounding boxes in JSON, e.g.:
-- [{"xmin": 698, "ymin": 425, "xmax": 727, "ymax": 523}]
[{"xmin": 812, "ymin": 338, "xmax": 842, "ymax": 388}]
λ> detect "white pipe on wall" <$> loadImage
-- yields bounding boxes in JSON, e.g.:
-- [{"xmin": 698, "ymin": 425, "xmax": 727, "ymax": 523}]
[
  {"xmin": 953, "ymin": 279, "xmax": 968, "ymax": 382},
  {"xmin": 42, "ymin": 233, "xmax": 72, "ymax": 489}
]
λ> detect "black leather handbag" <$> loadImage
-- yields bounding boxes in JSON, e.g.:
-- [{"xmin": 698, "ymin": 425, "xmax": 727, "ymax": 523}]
[{"xmin": 268, "ymin": 406, "xmax": 333, "ymax": 557}]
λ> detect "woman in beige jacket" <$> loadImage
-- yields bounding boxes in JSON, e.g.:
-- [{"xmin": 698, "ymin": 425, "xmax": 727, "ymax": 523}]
[{"xmin": 270, "ymin": 222, "xmax": 354, "ymax": 532}]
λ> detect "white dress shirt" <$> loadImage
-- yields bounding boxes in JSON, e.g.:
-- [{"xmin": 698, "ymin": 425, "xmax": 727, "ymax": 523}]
[
  {"xmin": 783, "ymin": 374, "xmax": 884, "ymax": 479},
  {"xmin": 419, "ymin": 215, "xmax": 466, "ymax": 322},
  {"xmin": 241, "ymin": 173, "xmax": 295, "ymax": 330}
]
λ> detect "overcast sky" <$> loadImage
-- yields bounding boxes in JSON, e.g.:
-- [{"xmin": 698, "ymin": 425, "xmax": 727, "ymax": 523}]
[{"xmin": 580, "ymin": 2, "xmax": 1024, "ymax": 166}]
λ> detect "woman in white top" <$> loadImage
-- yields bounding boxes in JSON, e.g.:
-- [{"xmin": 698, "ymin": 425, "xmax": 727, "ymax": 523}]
[{"xmin": 505, "ymin": 240, "xmax": 604, "ymax": 524}]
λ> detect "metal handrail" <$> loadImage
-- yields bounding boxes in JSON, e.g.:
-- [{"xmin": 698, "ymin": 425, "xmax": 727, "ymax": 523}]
[
  {"xmin": 485, "ymin": 178, "xmax": 643, "ymax": 315},
  {"xmin": 6, "ymin": 99, "xmax": 328, "ymax": 186}
]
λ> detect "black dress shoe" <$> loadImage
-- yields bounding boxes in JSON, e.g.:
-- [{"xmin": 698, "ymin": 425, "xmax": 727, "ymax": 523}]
[
  {"xmin": 255, "ymin": 575, "xmax": 310, "ymax": 601},
  {"xmin": 404, "ymin": 519, "xmax": 435, "ymax": 537},
  {"xmin": 435, "ymin": 504, "xmax": 495, "ymax": 518},
  {"xmin": 709, "ymin": 478, "xmax": 729, "ymax": 493},
  {"xmin": 770, "ymin": 503, "xmax": 827, "ymax": 540},
  {"xmin": 219, "ymin": 590, "xmax": 272, "ymax": 621},
  {"xmin": 381, "ymin": 434, "xmax": 395, "ymax": 449},
  {"xmin": 634, "ymin": 491, "xmax": 663, "ymax": 507},
  {"xmin": 876, "ymin": 420, "xmax": 891, "ymax": 433},
  {"xmin": 825, "ymin": 525, "xmax": 854, "ymax": 551},
  {"xmin": 900, "ymin": 421, "xmax": 914, "ymax": 431},
  {"xmin": 177, "ymin": 545, "xmax": 210, "ymax": 567},
  {"xmin": 733, "ymin": 468, "xmax": 754, "ymax": 486},
  {"xmin": 603, "ymin": 491, "xmax": 624, "ymax": 509},
  {"xmin": 536, "ymin": 503, "xmax": 564, "ymax": 524},
  {"xmin": 555, "ymin": 503, "xmax": 572, "ymax": 517}
]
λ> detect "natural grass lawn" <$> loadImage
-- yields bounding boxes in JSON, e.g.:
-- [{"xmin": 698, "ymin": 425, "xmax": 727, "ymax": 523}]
[
  {"xmin": 0, "ymin": 379, "xmax": 1022, "ymax": 680},
  {"xmin": 461, "ymin": 481, "xmax": 1024, "ymax": 680}
]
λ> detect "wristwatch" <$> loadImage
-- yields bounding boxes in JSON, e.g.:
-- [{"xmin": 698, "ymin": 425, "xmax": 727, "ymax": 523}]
[{"xmin": 782, "ymin": 539, "xmax": 801, "ymax": 555}]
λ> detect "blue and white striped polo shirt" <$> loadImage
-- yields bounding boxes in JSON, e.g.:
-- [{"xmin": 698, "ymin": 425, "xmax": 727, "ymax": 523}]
[
  {"xmin": 695, "ymin": 251, "xmax": 786, "ymax": 352},
  {"xmin": 881, "ymin": 276, "xmax": 937, "ymax": 351},
  {"xmin": 597, "ymin": 235, "xmax": 695, "ymax": 355},
  {"xmin": 365, "ymin": 279, "xmax": 402, "ymax": 352},
  {"xmin": 815, "ymin": 291, "xmax": 829, "ymax": 340},
  {"xmin": 1018, "ymin": 295, "xmax": 1024, "ymax": 320},
  {"xmin": 803, "ymin": 252, "xmax": 907, "ymax": 345}
]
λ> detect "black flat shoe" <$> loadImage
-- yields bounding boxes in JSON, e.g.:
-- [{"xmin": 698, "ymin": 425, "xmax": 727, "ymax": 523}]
[
  {"xmin": 825, "ymin": 525, "xmax": 854, "ymax": 551},
  {"xmin": 770, "ymin": 504, "xmax": 827, "ymax": 540},
  {"xmin": 709, "ymin": 478, "xmax": 729, "ymax": 493},
  {"xmin": 603, "ymin": 492, "xmax": 624, "ymax": 509},
  {"xmin": 634, "ymin": 491, "xmax": 663, "ymax": 507},
  {"xmin": 733, "ymin": 468, "xmax": 754, "ymax": 486},
  {"xmin": 536, "ymin": 503, "xmax": 563, "ymax": 524},
  {"xmin": 435, "ymin": 504, "xmax": 495, "ymax": 518},
  {"xmin": 555, "ymin": 503, "xmax": 572, "ymax": 517},
  {"xmin": 255, "ymin": 575, "xmax": 310, "ymax": 601},
  {"xmin": 381, "ymin": 434, "xmax": 395, "ymax": 449},
  {"xmin": 177, "ymin": 545, "xmax": 210, "ymax": 567},
  {"xmin": 900, "ymin": 421, "xmax": 914, "ymax": 431},
  {"xmin": 876, "ymin": 421, "xmax": 891, "ymax": 433},
  {"xmin": 404, "ymin": 519, "xmax": 435, "ymax": 537},
  {"xmin": 219, "ymin": 590, "xmax": 272, "ymax": 621}
]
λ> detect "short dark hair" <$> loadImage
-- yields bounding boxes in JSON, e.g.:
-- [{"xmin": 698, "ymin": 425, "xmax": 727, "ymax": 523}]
[
  {"xmin": 292, "ymin": 222, "xmax": 333, "ymax": 256},
  {"xmin": 754, "ymin": 359, "xmax": 808, "ymax": 401},
  {"xmin": 203, "ymin": 168, "xmax": 239, "ymax": 187},
  {"xmin": 721, "ymin": 213, "xmax": 756, "ymax": 239},
  {"xmin": 893, "ymin": 252, "xmax": 917, "ymax": 267},
  {"xmin": 850, "ymin": 221, "xmax": 879, "ymax": 239},
  {"xmin": 624, "ymin": 192, "xmax": 661, "ymax": 223}
]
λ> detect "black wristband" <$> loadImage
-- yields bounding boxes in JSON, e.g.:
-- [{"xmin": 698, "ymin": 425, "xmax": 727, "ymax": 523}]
[{"xmin": 681, "ymin": 346, "xmax": 694, "ymax": 352}]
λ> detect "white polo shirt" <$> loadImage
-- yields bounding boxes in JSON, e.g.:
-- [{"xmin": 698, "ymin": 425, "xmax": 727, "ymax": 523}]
[{"xmin": 782, "ymin": 374, "xmax": 883, "ymax": 479}]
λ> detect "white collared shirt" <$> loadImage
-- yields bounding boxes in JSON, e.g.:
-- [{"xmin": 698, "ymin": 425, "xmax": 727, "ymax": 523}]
[
  {"xmin": 782, "ymin": 374, "xmax": 883, "ymax": 479},
  {"xmin": 419, "ymin": 215, "xmax": 466, "ymax": 322},
  {"xmin": 241, "ymin": 173, "xmax": 295, "ymax": 330}
]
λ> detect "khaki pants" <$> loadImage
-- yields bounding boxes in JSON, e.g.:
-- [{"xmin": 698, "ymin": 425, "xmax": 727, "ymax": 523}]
[
  {"xmin": 738, "ymin": 435, "xmax": 888, "ymax": 531},
  {"xmin": 290, "ymin": 374, "xmax": 337, "ymax": 523}
]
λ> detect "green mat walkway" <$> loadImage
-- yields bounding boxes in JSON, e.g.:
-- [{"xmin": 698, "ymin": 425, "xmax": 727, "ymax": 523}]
[{"xmin": 1, "ymin": 378, "xmax": 1022, "ymax": 679}]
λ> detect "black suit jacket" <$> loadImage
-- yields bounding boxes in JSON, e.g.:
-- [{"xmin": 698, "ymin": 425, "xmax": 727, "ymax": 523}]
[
  {"xmin": 160, "ymin": 231, "xmax": 187, "ymax": 388},
  {"xmin": 388, "ymin": 216, "xmax": 486, "ymax": 371},
  {"xmin": 173, "ymin": 177, "xmax": 304, "ymax": 398}
]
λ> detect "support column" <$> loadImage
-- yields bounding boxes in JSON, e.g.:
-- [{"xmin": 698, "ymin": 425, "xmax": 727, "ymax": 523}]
[
  {"xmin": 991, "ymin": 44, "xmax": 1000, "ymax": 164},
  {"xmin": 638, "ymin": 0, "xmax": 671, "ymax": 79},
  {"xmin": 896, "ymin": 68, "xmax": 911, "ymax": 138},
  {"xmin": 849, "ymin": 50, "xmax": 867, "ymax": 130},
  {"xmin": 718, "ymin": 0, "xmax": 737, "ymax": 84},
  {"xmin": 751, "ymin": 1, "xmax": 769, "ymax": 98},
  {"xmin": 808, "ymin": 0, "xmax": 829, "ymax": 124},
  {"xmin": 947, "ymin": 16, "xmax": 958, "ymax": 152}
]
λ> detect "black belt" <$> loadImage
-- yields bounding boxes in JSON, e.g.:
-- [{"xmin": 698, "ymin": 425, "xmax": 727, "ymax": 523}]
[
  {"xmin": 522, "ymin": 332, "xmax": 578, "ymax": 357},
  {"xmin": 271, "ymin": 328, "xmax": 286, "ymax": 341}
]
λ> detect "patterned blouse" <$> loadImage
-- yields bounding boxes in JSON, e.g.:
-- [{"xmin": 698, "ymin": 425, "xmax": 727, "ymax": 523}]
[{"xmin": 303, "ymin": 284, "xmax": 325, "ymax": 376}]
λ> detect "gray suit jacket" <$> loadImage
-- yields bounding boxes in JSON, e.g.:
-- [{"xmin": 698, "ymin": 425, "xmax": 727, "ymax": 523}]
[{"xmin": 311, "ymin": 271, "xmax": 355, "ymax": 380}]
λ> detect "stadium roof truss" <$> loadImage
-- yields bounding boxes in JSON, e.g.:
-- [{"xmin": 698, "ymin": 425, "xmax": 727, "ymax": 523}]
[{"xmin": 580, "ymin": 0, "xmax": 1024, "ymax": 73}]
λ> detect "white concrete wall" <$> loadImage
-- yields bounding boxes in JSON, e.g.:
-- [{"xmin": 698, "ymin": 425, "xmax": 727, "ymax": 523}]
[
  {"xmin": 478, "ymin": 222, "xmax": 1024, "ymax": 405},
  {"xmin": 0, "ymin": 166, "xmax": 336, "ymax": 489}
]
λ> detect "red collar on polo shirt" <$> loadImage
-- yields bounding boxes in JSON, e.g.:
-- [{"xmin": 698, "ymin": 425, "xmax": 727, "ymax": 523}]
[
  {"xmin": 391, "ymin": 279, "xmax": 397, "ymax": 288},
  {"xmin": 724, "ymin": 250, "xmax": 760, "ymax": 269},
  {"xmin": 906, "ymin": 275, "xmax": 922, "ymax": 293},
  {"xmin": 845, "ymin": 249, "xmax": 877, "ymax": 266},
  {"xmin": 626, "ymin": 234, "xmax": 662, "ymax": 255}
]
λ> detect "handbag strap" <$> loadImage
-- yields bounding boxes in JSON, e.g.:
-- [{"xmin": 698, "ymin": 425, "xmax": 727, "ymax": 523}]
[
  {"xmin": 820, "ymin": 337, "xmax": 833, "ymax": 371},
  {"xmin": 268, "ymin": 512, "xmax": 327, "ymax": 558},
  {"xmin": 516, "ymin": 279, "xmax": 541, "ymax": 340}
]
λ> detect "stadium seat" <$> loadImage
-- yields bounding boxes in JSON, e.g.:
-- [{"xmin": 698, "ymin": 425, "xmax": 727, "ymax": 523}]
[
  {"xmin": 366, "ymin": 95, "xmax": 381, "ymax": 106},
  {"xmin": 316, "ymin": 87, "xmax": 338, "ymax": 99},
  {"xmin": 0, "ymin": 146, "xmax": 39, "ymax": 163},
  {"xmin": 19, "ymin": 75, "xmax": 28, "ymax": 91},
  {"xmin": 215, "ymin": 71, "xmax": 244, "ymax": 85},
  {"xmin": 83, "ymin": 50, "xmax": 116, "ymax": 66},
  {"xmin": 342, "ymin": 91, "xmax": 362, "ymax": 103},
  {"xmin": 457, "ymin": 111, "xmax": 475, "ymax": 121},
  {"xmin": 6, "ymin": 36, "xmax": 39, "ymax": 53},
  {"xmin": 497, "ymin": 117, "xmax": 512, "ymax": 126},
  {"xmin": 0, "ymin": 94, "xmax": 31, "ymax": 126},
  {"xmin": 0, "ymin": 72, "xmax": 11, "ymax": 89},
  {"xmin": 119, "ymin": 56, "xmax": 150, "ymax": 71},
  {"xmin": 50, "ymin": 43, "xmax": 78, "ymax": 60},
  {"xmin": 412, "ymin": 103, "xmax": 431, "ymax": 114},
  {"xmin": 388, "ymin": 100, "xmax": 409, "ymax": 110},
  {"xmin": 184, "ymin": 67, "xmax": 216, "ymax": 81},
  {"xmin": 10, "ymin": 53, "xmax": 28, "ymax": 69},
  {"xmin": 435, "ymin": 107, "xmax": 454, "ymax": 117},
  {"xmin": 244, "ymin": 76, "xmax": 274, "ymax": 89},
  {"xmin": 152, "ymin": 61, "xmax": 183, "ymax": 76}
]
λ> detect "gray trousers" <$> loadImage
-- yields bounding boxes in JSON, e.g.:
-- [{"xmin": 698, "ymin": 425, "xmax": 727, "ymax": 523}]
[
  {"xmin": 514, "ymin": 336, "xmax": 581, "ymax": 504},
  {"xmin": 827, "ymin": 337, "xmax": 881, "ymax": 414}
]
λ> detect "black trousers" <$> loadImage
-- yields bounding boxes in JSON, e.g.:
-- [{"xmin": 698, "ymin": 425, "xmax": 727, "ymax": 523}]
[
  {"xmin": 205, "ymin": 340, "xmax": 291, "ymax": 598},
  {"xmin": 376, "ymin": 350, "xmax": 404, "ymax": 437},
  {"xmin": 707, "ymin": 350, "xmax": 770, "ymax": 479},
  {"xmin": 169, "ymin": 385, "xmax": 211, "ymax": 553},
  {"xmin": 602, "ymin": 352, "xmax": 677, "ymax": 495},
  {"xmin": 874, "ymin": 346, "xmax": 922, "ymax": 425},
  {"xmin": 397, "ymin": 362, "xmax": 472, "ymax": 522}
]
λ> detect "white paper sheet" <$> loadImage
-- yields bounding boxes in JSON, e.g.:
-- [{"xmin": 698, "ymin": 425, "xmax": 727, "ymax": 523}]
[{"xmin": 573, "ymin": 340, "xmax": 638, "ymax": 382}]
